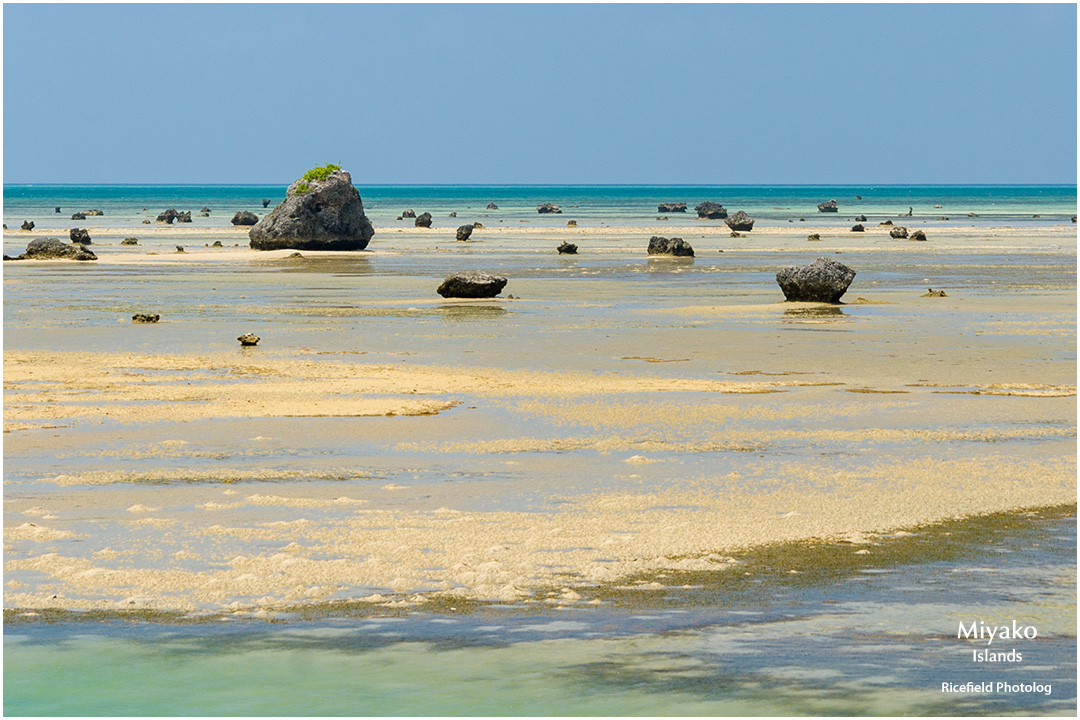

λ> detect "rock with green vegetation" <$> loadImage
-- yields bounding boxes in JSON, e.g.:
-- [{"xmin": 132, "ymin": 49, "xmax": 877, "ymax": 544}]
[{"xmin": 249, "ymin": 166, "xmax": 373, "ymax": 251}]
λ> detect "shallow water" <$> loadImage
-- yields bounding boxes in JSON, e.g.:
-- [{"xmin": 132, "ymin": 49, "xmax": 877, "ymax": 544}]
[{"xmin": 5, "ymin": 512, "xmax": 1075, "ymax": 716}]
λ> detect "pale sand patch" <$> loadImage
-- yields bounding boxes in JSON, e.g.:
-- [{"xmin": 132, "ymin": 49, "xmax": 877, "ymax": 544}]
[
  {"xmin": 42, "ymin": 468, "xmax": 370, "ymax": 486},
  {"xmin": 4, "ymin": 523, "xmax": 80, "ymax": 542},
  {"xmin": 3, "ymin": 350, "xmax": 841, "ymax": 428},
  {"xmin": 4, "ymin": 455, "xmax": 1073, "ymax": 612}
]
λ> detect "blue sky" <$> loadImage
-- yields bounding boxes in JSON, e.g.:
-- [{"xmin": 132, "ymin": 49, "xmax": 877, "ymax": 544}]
[{"xmin": 3, "ymin": 4, "xmax": 1076, "ymax": 184}]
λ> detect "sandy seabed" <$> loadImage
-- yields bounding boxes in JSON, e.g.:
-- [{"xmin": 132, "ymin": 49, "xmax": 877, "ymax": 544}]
[{"xmin": 3, "ymin": 222, "xmax": 1076, "ymax": 615}]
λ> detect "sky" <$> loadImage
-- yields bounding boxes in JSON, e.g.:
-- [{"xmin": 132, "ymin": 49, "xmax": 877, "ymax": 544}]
[{"xmin": 3, "ymin": 3, "xmax": 1076, "ymax": 185}]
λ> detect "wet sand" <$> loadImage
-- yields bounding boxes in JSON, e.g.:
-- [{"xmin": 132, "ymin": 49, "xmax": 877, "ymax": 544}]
[{"xmin": 3, "ymin": 222, "xmax": 1075, "ymax": 614}]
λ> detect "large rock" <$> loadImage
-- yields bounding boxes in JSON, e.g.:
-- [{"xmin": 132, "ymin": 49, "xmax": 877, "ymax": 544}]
[
  {"xmin": 233, "ymin": 211, "xmax": 259, "ymax": 226},
  {"xmin": 695, "ymin": 201, "xmax": 727, "ymax": 219},
  {"xmin": 889, "ymin": 226, "xmax": 908, "ymax": 238},
  {"xmin": 249, "ymin": 170, "xmax": 373, "ymax": 250},
  {"xmin": 14, "ymin": 237, "xmax": 97, "ymax": 261},
  {"xmin": 437, "ymin": 271, "xmax": 508, "ymax": 298},
  {"xmin": 818, "ymin": 199, "xmax": 839, "ymax": 212},
  {"xmin": 415, "ymin": 212, "xmax": 433, "ymax": 228},
  {"xmin": 658, "ymin": 202, "xmax": 687, "ymax": 213},
  {"xmin": 70, "ymin": 228, "xmax": 92, "ymax": 244},
  {"xmin": 156, "ymin": 209, "xmax": 180, "ymax": 224},
  {"xmin": 647, "ymin": 236, "xmax": 694, "ymax": 257},
  {"xmin": 725, "ymin": 210, "xmax": 755, "ymax": 231},
  {"xmin": 537, "ymin": 203, "xmax": 562, "ymax": 214},
  {"xmin": 455, "ymin": 224, "xmax": 473, "ymax": 241},
  {"xmin": 776, "ymin": 257, "xmax": 855, "ymax": 303}
]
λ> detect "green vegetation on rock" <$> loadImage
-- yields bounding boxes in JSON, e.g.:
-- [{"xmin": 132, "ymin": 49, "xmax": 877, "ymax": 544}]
[{"xmin": 301, "ymin": 163, "xmax": 342, "ymax": 183}]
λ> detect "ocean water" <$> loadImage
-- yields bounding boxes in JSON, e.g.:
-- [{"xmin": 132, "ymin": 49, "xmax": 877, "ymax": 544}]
[{"xmin": 3, "ymin": 184, "xmax": 1077, "ymax": 233}]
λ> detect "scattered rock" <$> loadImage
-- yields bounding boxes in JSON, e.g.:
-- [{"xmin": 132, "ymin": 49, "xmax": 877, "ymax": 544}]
[
  {"xmin": 487, "ymin": 203, "xmax": 499, "ymax": 210},
  {"xmin": 933, "ymin": 205, "xmax": 943, "ymax": 209},
  {"xmin": 177, "ymin": 211, "xmax": 192, "ymax": 223},
  {"xmin": 201, "ymin": 207, "xmax": 211, "ymax": 213},
  {"xmin": 921, "ymin": 288, "xmax": 947, "ymax": 297},
  {"xmin": 175, "ymin": 245, "xmax": 185, "ymax": 253},
  {"xmin": 437, "ymin": 271, "xmax": 508, "ymax": 298},
  {"xmin": 880, "ymin": 220, "xmax": 893, "ymax": 226},
  {"xmin": 455, "ymin": 224, "xmax": 473, "ymax": 242},
  {"xmin": 402, "ymin": 209, "xmax": 416, "ymax": 218},
  {"xmin": 817, "ymin": 199, "xmax": 839, "ymax": 212},
  {"xmin": 730, "ymin": 231, "xmax": 744, "ymax": 238},
  {"xmin": 557, "ymin": 241, "xmax": 578, "ymax": 254},
  {"xmin": 775, "ymin": 257, "xmax": 856, "ymax": 303},
  {"xmin": 14, "ymin": 237, "xmax": 97, "ymax": 261},
  {"xmin": 232, "ymin": 211, "xmax": 259, "ymax": 226},
  {"xmin": 85, "ymin": 209, "xmax": 103, "ymax": 216},
  {"xmin": 69, "ymin": 228, "xmax": 92, "ymax": 244},
  {"xmin": 851, "ymin": 224, "xmax": 865, "ymax": 232},
  {"xmin": 156, "ymin": 209, "xmax": 180, "ymax": 224},
  {"xmin": 55, "ymin": 207, "xmax": 61, "ymax": 213},
  {"xmin": 415, "ymin": 212, "xmax": 433, "ymax": 228},
  {"xmin": 449, "ymin": 212, "xmax": 457, "ymax": 218},
  {"xmin": 473, "ymin": 222, "xmax": 484, "ymax": 229},
  {"xmin": 71, "ymin": 212, "xmax": 87, "ymax": 220},
  {"xmin": 725, "ymin": 210, "xmax": 755, "ymax": 231},
  {"xmin": 132, "ymin": 314, "xmax": 160, "ymax": 323},
  {"xmin": 910, "ymin": 230, "xmax": 927, "ymax": 241},
  {"xmin": 647, "ymin": 236, "xmax": 694, "ymax": 257},
  {"xmin": 211, "ymin": 240, "xmax": 223, "ymax": 247},
  {"xmin": 937, "ymin": 216, "xmax": 949, "ymax": 221},
  {"xmin": 262, "ymin": 199, "xmax": 271, "ymax": 208},
  {"xmin": 121, "ymin": 237, "xmax": 139, "ymax": 245},
  {"xmin": 807, "ymin": 233, "xmax": 821, "ymax": 241},
  {"xmin": 285, "ymin": 252, "xmax": 304, "ymax": 259},
  {"xmin": 657, "ymin": 202, "xmax": 687, "ymax": 213},
  {"xmin": 142, "ymin": 220, "xmax": 151, "ymax": 224},
  {"xmin": 238, "ymin": 333, "xmax": 260, "ymax": 346},
  {"xmin": 889, "ymin": 226, "xmax": 908, "ymax": 239},
  {"xmin": 856, "ymin": 195, "xmax": 862, "ymax": 200},
  {"xmin": 199, "ymin": 212, "xmax": 210, "ymax": 217},
  {"xmin": 249, "ymin": 171, "xmax": 377, "ymax": 252},
  {"xmin": 21, "ymin": 221, "xmax": 34, "ymax": 231},
  {"xmin": 855, "ymin": 215, "xmax": 867, "ymax": 222},
  {"xmin": 537, "ymin": 203, "xmax": 562, "ymax": 214},
  {"xmin": 566, "ymin": 220, "xmax": 577, "ymax": 227},
  {"xmin": 694, "ymin": 201, "xmax": 727, "ymax": 219}
]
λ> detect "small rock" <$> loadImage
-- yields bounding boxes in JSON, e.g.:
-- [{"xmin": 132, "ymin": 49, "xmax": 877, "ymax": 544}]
[
  {"xmin": 730, "ymin": 231, "xmax": 744, "ymax": 238},
  {"xmin": 121, "ymin": 237, "xmax": 139, "ymax": 245},
  {"xmin": 132, "ymin": 313, "xmax": 160, "ymax": 323},
  {"xmin": 231, "ymin": 211, "xmax": 258, "ymax": 226},
  {"xmin": 449, "ymin": 212, "xmax": 457, "ymax": 218},
  {"xmin": 909, "ymin": 230, "xmax": 927, "ymax": 241},
  {"xmin": 889, "ymin": 226, "xmax": 908, "ymax": 239},
  {"xmin": 437, "ymin": 271, "xmax": 508, "ymax": 298},
  {"xmin": 262, "ymin": 199, "xmax": 271, "ymax": 208},
  {"xmin": 473, "ymin": 222, "xmax": 484, "ymax": 229},
  {"xmin": 21, "ymin": 221, "xmax": 34, "ymax": 231},
  {"xmin": 725, "ymin": 210, "xmax": 755, "ymax": 231},
  {"xmin": 557, "ymin": 241, "xmax": 578, "ymax": 254},
  {"xmin": 657, "ymin": 202, "xmax": 687, "ymax": 213},
  {"xmin": 415, "ymin": 212, "xmax": 433, "ymax": 228},
  {"xmin": 402, "ymin": 209, "xmax": 416, "ymax": 218},
  {"xmin": 851, "ymin": 224, "xmax": 865, "ymax": 232},
  {"xmin": 70, "ymin": 228, "xmax": 92, "ymax": 244},
  {"xmin": 487, "ymin": 203, "xmax": 499, "ymax": 210},
  {"xmin": 142, "ymin": 220, "xmax": 150, "ymax": 224},
  {"xmin": 455, "ymin": 224, "xmax": 473, "ymax": 242},
  {"xmin": 211, "ymin": 240, "xmax": 223, "ymax": 247},
  {"xmin": 933, "ymin": 205, "xmax": 943, "ymax": 209},
  {"xmin": 566, "ymin": 220, "xmax": 577, "ymax": 227},
  {"xmin": 71, "ymin": 212, "xmax": 87, "ymax": 220},
  {"xmin": 55, "ymin": 207, "xmax": 61, "ymax": 213},
  {"xmin": 175, "ymin": 245, "xmax": 185, "ymax": 253},
  {"xmin": 201, "ymin": 207, "xmax": 211, "ymax": 213},
  {"xmin": 937, "ymin": 216, "xmax": 949, "ymax": 221},
  {"xmin": 199, "ymin": 212, "xmax": 210, "ymax": 217},
  {"xmin": 238, "ymin": 333, "xmax": 260, "ymax": 346},
  {"xmin": 694, "ymin": 201, "xmax": 727, "ymax": 219},
  {"xmin": 537, "ymin": 203, "xmax": 562, "ymax": 214},
  {"xmin": 921, "ymin": 288, "xmax": 947, "ymax": 297},
  {"xmin": 880, "ymin": 220, "xmax": 893, "ymax": 226},
  {"xmin": 807, "ymin": 233, "xmax": 821, "ymax": 241},
  {"xmin": 856, "ymin": 195, "xmax": 862, "ymax": 200},
  {"xmin": 817, "ymin": 199, "xmax": 839, "ymax": 212},
  {"xmin": 285, "ymin": 252, "xmax": 304, "ymax": 259},
  {"xmin": 647, "ymin": 236, "xmax": 694, "ymax": 257},
  {"xmin": 85, "ymin": 209, "xmax": 103, "ymax": 216},
  {"xmin": 177, "ymin": 211, "xmax": 192, "ymax": 223},
  {"xmin": 855, "ymin": 215, "xmax": 867, "ymax": 222}
]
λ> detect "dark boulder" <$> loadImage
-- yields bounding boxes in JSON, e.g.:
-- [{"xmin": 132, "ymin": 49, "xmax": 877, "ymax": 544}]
[
  {"xmin": 85, "ymin": 209, "xmax": 104, "ymax": 216},
  {"xmin": 71, "ymin": 212, "xmax": 87, "ymax": 220},
  {"xmin": 851, "ymin": 224, "xmax": 865, "ymax": 232},
  {"xmin": 910, "ymin": 230, "xmax": 927, "ymax": 241},
  {"xmin": 21, "ymin": 221, "xmax": 34, "ymax": 231},
  {"xmin": 658, "ymin": 202, "xmax": 687, "ymax": 213},
  {"xmin": 647, "ymin": 236, "xmax": 694, "ymax": 257},
  {"xmin": 725, "ymin": 210, "xmax": 755, "ymax": 231},
  {"xmin": 15, "ymin": 237, "xmax": 97, "ymax": 261},
  {"xmin": 889, "ymin": 226, "xmax": 908, "ymax": 239},
  {"xmin": 121, "ymin": 237, "xmax": 139, "ymax": 245},
  {"xmin": 566, "ymin": 220, "xmax": 577, "ymax": 227},
  {"xmin": 455, "ymin": 224, "xmax": 473, "ymax": 242},
  {"xmin": 262, "ymin": 199, "xmax": 271, "ymax": 208},
  {"xmin": 199, "ymin": 212, "xmax": 210, "ymax": 217},
  {"xmin": 818, "ymin": 199, "xmax": 839, "ymax": 212},
  {"xmin": 132, "ymin": 314, "xmax": 160, "ymax": 323},
  {"xmin": 177, "ymin": 211, "xmax": 192, "ymax": 223},
  {"xmin": 238, "ymin": 333, "xmax": 260, "ymax": 346},
  {"xmin": 486, "ymin": 202, "xmax": 499, "ymax": 210},
  {"xmin": 537, "ymin": 203, "xmax": 562, "ymax": 214},
  {"xmin": 211, "ymin": 240, "xmax": 223, "ymax": 247},
  {"xmin": 55, "ymin": 207, "xmax": 61, "ymax": 213},
  {"xmin": 402, "ymin": 209, "xmax": 416, "ymax": 218},
  {"xmin": 807, "ymin": 233, "xmax": 821, "ymax": 241},
  {"xmin": 437, "ymin": 271, "xmax": 508, "ymax": 298},
  {"xmin": 70, "ymin": 228, "xmax": 92, "ymax": 244},
  {"xmin": 776, "ymin": 257, "xmax": 856, "ymax": 303},
  {"xmin": 855, "ymin": 215, "xmax": 867, "ymax": 222},
  {"xmin": 249, "ymin": 169, "xmax": 374, "ymax": 250},
  {"xmin": 557, "ymin": 241, "xmax": 578, "ymax": 254},
  {"xmin": 880, "ymin": 220, "xmax": 893, "ymax": 226},
  {"xmin": 156, "ymin": 209, "xmax": 180, "ymax": 224},
  {"xmin": 232, "ymin": 211, "xmax": 259, "ymax": 226},
  {"xmin": 449, "ymin": 212, "xmax": 457, "ymax": 218},
  {"xmin": 695, "ymin": 201, "xmax": 727, "ymax": 219},
  {"xmin": 415, "ymin": 212, "xmax": 433, "ymax": 228}
]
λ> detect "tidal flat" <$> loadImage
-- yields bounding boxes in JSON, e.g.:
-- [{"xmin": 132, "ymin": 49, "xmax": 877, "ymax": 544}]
[{"xmin": 3, "ymin": 213, "xmax": 1076, "ymax": 713}]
